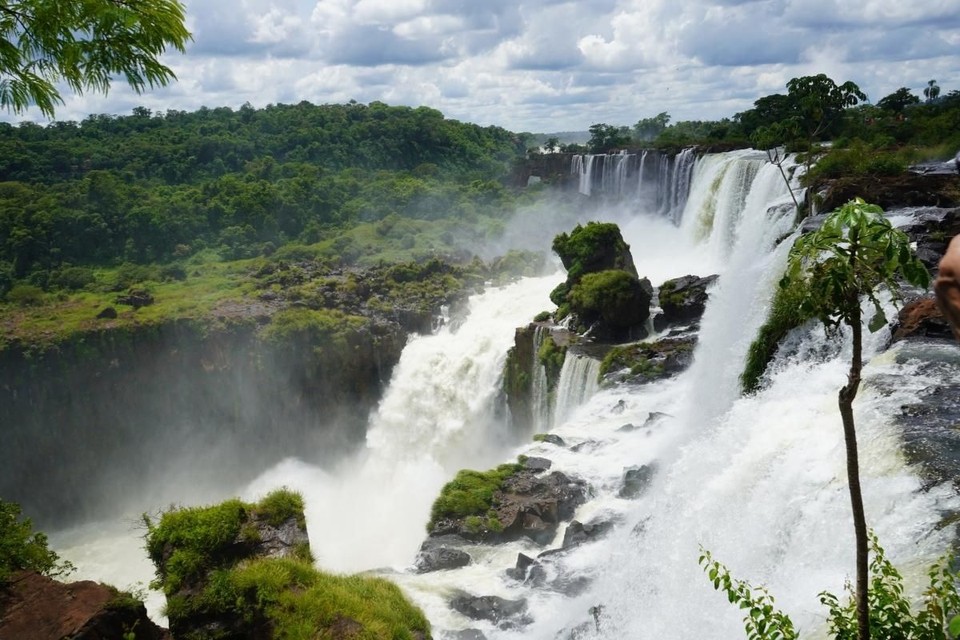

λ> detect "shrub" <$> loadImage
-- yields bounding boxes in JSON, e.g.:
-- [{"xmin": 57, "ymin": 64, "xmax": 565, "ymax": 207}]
[
  {"xmin": 568, "ymin": 270, "xmax": 650, "ymax": 330},
  {"xmin": 428, "ymin": 462, "xmax": 523, "ymax": 530},
  {"xmin": 701, "ymin": 533, "xmax": 960, "ymax": 640},
  {"xmin": 5, "ymin": 283, "xmax": 45, "ymax": 306},
  {"xmin": 0, "ymin": 500, "xmax": 74, "ymax": 583},
  {"xmin": 552, "ymin": 222, "xmax": 634, "ymax": 282}
]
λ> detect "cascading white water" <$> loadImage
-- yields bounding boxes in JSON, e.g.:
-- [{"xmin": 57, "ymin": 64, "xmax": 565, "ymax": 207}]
[
  {"xmin": 49, "ymin": 149, "xmax": 957, "ymax": 640},
  {"xmin": 552, "ymin": 353, "xmax": 602, "ymax": 427},
  {"xmin": 389, "ymin": 150, "xmax": 958, "ymax": 640},
  {"xmin": 244, "ymin": 273, "xmax": 564, "ymax": 573}
]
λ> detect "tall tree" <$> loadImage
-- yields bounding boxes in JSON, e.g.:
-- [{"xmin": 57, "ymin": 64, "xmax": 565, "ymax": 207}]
[
  {"xmin": 924, "ymin": 79, "xmax": 941, "ymax": 103},
  {"xmin": 0, "ymin": 0, "xmax": 191, "ymax": 116},
  {"xmin": 876, "ymin": 87, "xmax": 919, "ymax": 113},
  {"xmin": 779, "ymin": 198, "xmax": 929, "ymax": 640}
]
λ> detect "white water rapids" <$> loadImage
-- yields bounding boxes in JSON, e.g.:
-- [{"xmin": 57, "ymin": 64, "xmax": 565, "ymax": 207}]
[{"xmin": 50, "ymin": 149, "xmax": 959, "ymax": 639}]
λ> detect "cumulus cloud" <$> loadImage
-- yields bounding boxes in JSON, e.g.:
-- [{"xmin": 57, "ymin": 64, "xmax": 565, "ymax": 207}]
[{"xmin": 3, "ymin": 0, "xmax": 959, "ymax": 131}]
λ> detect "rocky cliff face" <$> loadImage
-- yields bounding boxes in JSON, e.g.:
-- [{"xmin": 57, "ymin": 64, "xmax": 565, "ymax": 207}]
[{"xmin": 0, "ymin": 315, "xmax": 406, "ymax": 528}]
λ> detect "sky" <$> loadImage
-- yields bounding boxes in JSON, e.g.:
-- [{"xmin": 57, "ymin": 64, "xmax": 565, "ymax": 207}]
[{"xmin": 9, "ymin": 0, "xmax": 960, "ymax": 132}]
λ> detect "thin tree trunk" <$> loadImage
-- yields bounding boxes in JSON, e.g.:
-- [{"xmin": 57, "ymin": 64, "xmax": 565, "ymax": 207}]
[{"xmin": 839, "ymin": 304, "xmax": 869, "ymax": 640}]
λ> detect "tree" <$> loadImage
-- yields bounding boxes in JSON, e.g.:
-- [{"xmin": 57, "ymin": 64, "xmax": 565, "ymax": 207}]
[
  {"xmin": 1, "ymin": 499, "xmax": 73, "ymax": 583},
  {"xmin": 0, "ymin": 0, "xmax": 191, "ymax": 117},
  {"xmin": 633, "ymin": 112, "xmax": 670, "ymax": 141},
  {"xmin": 785, "ymin": 74, "xmax": 866, "ymax": 141},
  {"xmin": 779, "ymin": 198, "xmax": 929, "ymax": 640},
  {"xmin": 876, "ymin": 87, "xmax": 920, "ymax": 113},
  {"xmin": 924, "ymin": 79, "xmax": 941, "ymax": 103},
  {"xmin": 587, "ymin": 123, "xmax": 631, "ymax": 153}
]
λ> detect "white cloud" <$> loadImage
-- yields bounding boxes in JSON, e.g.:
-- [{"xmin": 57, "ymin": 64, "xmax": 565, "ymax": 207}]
[{"xmin": 2, "ymin": 0, "xmax": 959, "ymax": 131}]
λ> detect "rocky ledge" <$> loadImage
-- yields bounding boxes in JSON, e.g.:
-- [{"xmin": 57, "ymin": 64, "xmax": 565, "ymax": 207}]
[
  {"xmin": 0, "ymin": 571, "xmax": 167, "ymax": 640},
  {"xmin": 425, "ymin": 458, "xmax": 588, "ymax": 546}
]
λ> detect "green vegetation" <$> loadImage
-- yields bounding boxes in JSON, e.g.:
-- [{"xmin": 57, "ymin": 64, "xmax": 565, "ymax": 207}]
[
  {"xmin": 700, "ymin": 534, "xmax": 960, "ymax": 639},
  {"xmin": 0, "ymin": 499, "xmax": 74, "ymax": 583},
  {"xmin": 537, "ymin": 337, "xmax": 566, "ymax": 390},
  {"xmin": 146, "ymin": 490, "xmax": 430, "ymax": 639},
  {"xmin": 251, "ymin": 489, "xmax": 306, "ymax": 529},
  {"xmin": 551, "ymin": 222, "xmax": 634, "ymax": 283},
  {"xmin": 0, "ymin": 1, "xmax": 190, "ymax": 117},
  {"xmin": 203, "ymin": 557, "xmax": 431, "ymax": 640},
  {"xmin": 0, "ymin": 100, "xmax": 525, "ymax": 301},
  {"xmin": 599, "ymin": 344, "xmax": 665, "ymax": 381},
  {"xmin": 427, "ymin": 462, "xmax": 523, "ymax": 530},
  {"xmin": 740, "ymin": 278, "xmax": 814, "ymax": 393},
  {"xmin": 567, "ymin": 270, "xmax": 649, "ymax": 331},
  {"xmin": 757, "ymin": 199, "xmax": 929, "ymax": 640},
  {"xmin": 567, "ymin": 75, "xmax": 960, "ymax": 178}
]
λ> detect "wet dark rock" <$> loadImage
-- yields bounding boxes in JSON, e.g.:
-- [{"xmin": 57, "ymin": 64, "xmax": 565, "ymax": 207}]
[
  {"xmin": 428, "ymin": 469, "xmax": 588, "ymax": 545},
  {"xmin": 449, "ymin": 592, "xmax": 529, "ymax": 627},
  {"xmin": 902, "ymin": 207, "xmax": 960, "ymax": 273},
  {"xmin": 523, "ymin": 456, "xmax": 553, "ymax": 472},
  {"xmin": 95, "ymin": 307, "xmax": 117, "ymax": 320},
  {"xmin": 535, "ymin": 434, "xmax": 566, "ymax": 447},
  {"xmin": 643, "ymin": 412, "xmax": 671, "ymax": 427},
  {"xmin": 115, "ymin": 289, "xmax": 154, "ymax": 308},
  {"xmin": 818, "ymin": 174, "xmax": 960, "ymax": 213},
  {"xmin": 570, "ymin": 440, "xmax": 604, "ymax": 454},
  {"xmin": 619, "ymin": 465, "xmax": 656, "ymax": 499},
  {"xmin": 562, "ymin": 519, "xmax": 615, "ymax": 549},
  {"xmin": 598, "ymin": 336, "xmax": 697, "ymax": 386},
  {"xmin": 415, "ymin": 546, "xmax": 471, "ymax": 573},
  {"xmin": 444, "ymin": 630, "xmax": 487, "ymax": 640},
  {"xmin": 653, "ymin": 274, "xmax": 718, "ymax": 331},
  {"xmin": 505, "ymin": 553, "xmax": 547, "ymax": 585},
  {"xmin": 493, "ymin": 471, "xmax": 589, "ymax": 544}
]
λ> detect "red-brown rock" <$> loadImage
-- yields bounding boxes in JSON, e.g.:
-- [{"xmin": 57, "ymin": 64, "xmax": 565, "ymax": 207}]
[
  {"xmin": 0, "ymin": 571, "xmax": 168, "ymax": 640},
  {"xmin": 893, "ymin": 296, "xmax": 954, "ymax": 342}
]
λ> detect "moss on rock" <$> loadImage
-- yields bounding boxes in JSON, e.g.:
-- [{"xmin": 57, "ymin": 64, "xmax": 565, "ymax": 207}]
[{"xmin": 146, "ymin": 489, "xmax": 431, "ymax": 639}]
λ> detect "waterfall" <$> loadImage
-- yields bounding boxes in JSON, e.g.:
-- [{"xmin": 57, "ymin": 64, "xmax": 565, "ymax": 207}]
[
  {"xmin": 48, "ymin": 149, "xmax": 957, "ymax": 639},
  {"xmin": 530, "ymin": 325, "xmax": 551, "ymax": 433},
  {"xmin": 389, "ymin": 150, "xmax": 957, "ymax": 639},
  {"xmin": 552, "ymin": 353, "xmax": 601, "ymax": 427}
]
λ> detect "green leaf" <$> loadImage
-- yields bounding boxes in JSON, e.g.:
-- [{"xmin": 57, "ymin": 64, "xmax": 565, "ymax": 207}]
[{"xmin": 949, "ymin": 615, "xmax": 960, "ymax": 637}]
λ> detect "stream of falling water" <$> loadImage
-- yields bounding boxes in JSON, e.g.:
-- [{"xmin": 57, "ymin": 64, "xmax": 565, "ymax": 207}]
[{"xmin": 49, "ymin": 150, "xmax": 959, "ymax": 639}]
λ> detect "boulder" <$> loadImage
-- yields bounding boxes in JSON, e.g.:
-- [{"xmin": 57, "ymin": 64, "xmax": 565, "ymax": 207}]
[
  {"xmin": 619, "ymin": 465, "xmax": 656, "ymax": 499},
  {"xmin": 522, "ymin": 456, "xmax": 553, "ymax": 472},
  {"xmin": 561, "ymin": 519, "xmax": 615, "ymax": 549},
  {"xmin": 533, "ymin": 433, "xmax": 566, "ymax": 447},
  {"xmin": 428, "ymin": 467, "xmax": 588, "ymax": 545},
  {"xmin": 492, "ymin": 470, "xmax": 589, "ymax": 544},
  {"xmin": 444, "ymin": 630, "xmax": 487, "ymax": 640},
  {"xmin": 0, "ymin": 571, "xmax": 168, "ymax": 640},
  {"xmin": 95, "ymin": 306, "xmax": 118, "ymax": 320},
  {"xmin": 599, "ymin": 336, "xmax": 697, "ymax": 386},
  {"xmin": 505, "ymin": 553, "xmax": 546, "ymax": 585},
  {"xmin": 415, "ymin": 546, "xmax": 471, "ymax": 573},
  {"xmin": 114, "ymin": 289, "xmax": 154, "ymax": 308},
  {"xmin": 449, "ymin": 592, "xmax": 529, "ymax": 627},
  {"xmin": 892, "ymin": 296, "xmax": 954, "ymax": 341},
  {"xmin": 654, "ymin": 274, "xmax": 718, "ymax": 330}
]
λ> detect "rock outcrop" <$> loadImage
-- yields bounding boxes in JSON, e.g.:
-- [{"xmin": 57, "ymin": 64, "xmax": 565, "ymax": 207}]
[
  {"xmin": 598, "ymin": 335, "xmax": 697, "ymax": 386},
  {"xmin": 548, "ymin": 222, "xmax": 652, "ymax": 341},
  {"xmin": 654, "ymin": 274, "xmax": 718, "ymax": 330},
  {"xmin": 892, "ymin": 296, "xmax": 954, "ymax": 342},
  {"xmin": 427, "ymin": 460, "xmax": 588, "ymax": 545},
  {"xmin": 0, "ymin": 572, "xmax": 167, "ymax": 640},
  {"xmin": 147, "ymin": 489, "xmax": 431, "ymax": 639}
]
